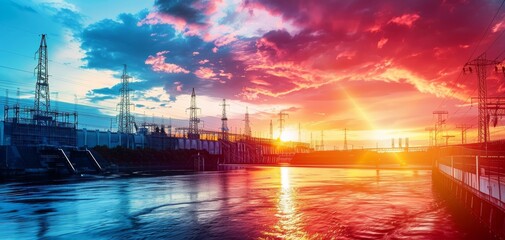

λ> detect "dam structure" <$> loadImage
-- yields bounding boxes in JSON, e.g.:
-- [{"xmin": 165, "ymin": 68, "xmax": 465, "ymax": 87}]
[{"xmin": 0, "ymin": 35, "xmax": 310, "ymax": 175}]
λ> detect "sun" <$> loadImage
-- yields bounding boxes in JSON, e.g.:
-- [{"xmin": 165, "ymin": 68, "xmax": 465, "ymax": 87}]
[{"xmin": 280, "ymin": 129, "xmax": 297, "ymax": 142}]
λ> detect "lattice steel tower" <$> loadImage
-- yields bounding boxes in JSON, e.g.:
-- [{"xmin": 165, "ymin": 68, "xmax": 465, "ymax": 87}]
[
  {"xmin": 34, "ymin": 34, "xmax": 50, "ymax": 114},
  {"xmin": 187, "ymin": 88, "xmax": 200, "ymax": 139},
  {"xmin": 117, "ymin": 65, "xmax": 134, "ymax": 134},
  {"xmin": 432, "ymin": 110, "xmax": 448, "ymax": 146},
  {"xmin": 278, "ymin": 111, "xmax": 288, "ymax": 139},
  {"xmin": 269, "ymin": 119, "xmax": 273, "ymax": 139},
  {"xmin": 220, "ymin": 99, "xmax": 229, "ymax": 140},
  {"xmin": 464, "ymin": 53, "xmax": 500, "ymax": 143},
  {"xmin": 244, "ymin": 107, "xmax": 251, "ymax": 137}
]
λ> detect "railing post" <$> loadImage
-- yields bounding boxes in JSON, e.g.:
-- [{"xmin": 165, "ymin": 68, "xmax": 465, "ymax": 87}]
[
  {"xmin": 451, "ymin": 156, "xmax": 454, "ymax": 178},
  {"xmin": 476, "ymin": 155, "xmax": 480, "ymax": 192}
]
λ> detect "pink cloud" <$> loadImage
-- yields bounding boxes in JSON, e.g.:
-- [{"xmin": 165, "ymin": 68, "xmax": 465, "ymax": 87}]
[
  {"xmin": 251, "ymin": 79, "xmax": 271, "ymax": 86},
  {"xmin": 214, "ymin": 34, "xmax": 237, "ymax": 47},
  {"xmin": 218, "ymin": 70, "xmax": 233, "ymax": 80},
  {"xmin": 377, "ymin": 38, "xmax": 388, "ymax": 49},
  {"xmin": 192, "ymin": 51, "xmax": 200, "ymax": 56},
  {"xmin": 199, "ymin": 59, "xmax": 210, "ymax": 64},
  {"xmin": 194, "ymin": 67, "xmax": 217, "ymax": 80},
  {"xmin": 145, "ymin": 51, "xmax": 190, "ymax": 74},
  {"xmin": 174, "ymin": 81, "xmax": 183, "ymax": 92},
  {"xmin": 212, "ymin": 47, "xmax": 218, "ymax": 53},
  {"xmin": 388, "ymin": 13, "xmax": 421, "ymax": 28},
  {"xmin": 493, "ymin": 20, "xmax": 505, "ymax": 32}
]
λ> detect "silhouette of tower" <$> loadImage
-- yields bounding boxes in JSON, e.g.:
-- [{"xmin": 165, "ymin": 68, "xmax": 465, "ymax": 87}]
[
  {"xmin": 244, "ymin": 107, "xmax": 251, "ymax": 137},
  {"xmin": 220, "ymin": 99, "xmax": 229, "ymax": 140},
  {"xmin": 433, "ymin": 110, "xmax": 448, "ymax": 146},
  {"xmin": 464, "ymin": 54, "xmax": 500, "ymax": 143},
  {"xmin": 34, "ymin": 34, "xmax": 50, "ymax": 115},
  {"xmin": 320, "ymin": 130, "xmax": 324, "ymax": 151},
  {"xmin": 269, "ymin": 119, "xmax": 273, "ymax": 139},
  {"xmin": 187, "ymin": 88, "xmax": 200, "ymax": 139},
  {"xmin": 298, "ymin": 123, "xmax": 301, "ymax": 142},
  {"xmin": 456, "ymin": 124, "xmax": 471, "ymax": 144},
  {"xmin": 117, "ymin": 65, "xmax": 134, "ymax": 134},
  {"xmin": 278, "ymin": 111, "xmax": 288, "ymax": 139},
  {"xmin": 344, "ymin": 128, "xmax": 348, "ymax": 150}
]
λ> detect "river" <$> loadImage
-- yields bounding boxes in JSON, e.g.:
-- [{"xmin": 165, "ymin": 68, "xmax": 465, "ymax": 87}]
[{"xmin": 0, "ymin": 166, "xmax": 493, "ymax": 239}]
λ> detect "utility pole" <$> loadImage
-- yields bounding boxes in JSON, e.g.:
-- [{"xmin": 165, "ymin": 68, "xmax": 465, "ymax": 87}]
[
  {"xmin": 34, "ymin": 34, "xmax": 50, "ymax": 118},
  {"xmin": 424, "ymin": 127, "xmax": 435, "ymax": 147},
  {"xmin": 442, "ymin": 135, "xmax": 455, "ymax": 146},
  {"xmin": 310, "ymin": 132, "xmax": 313, "ymax": 149},
  {"xmin": 464, "ymin": 53, "xmax": 501, "ymax": 143},
  {"xmin": 117, "ymin": 64, "xmax": 134, "ymax": 134},
  {"xmin": 187, "ymin": 88, "xmax": 200, "ymax": 139},
  {"xmin": 456, "ymin": 125, "xmax": 472, "ymax": 144},
  {"xmin": 220, "ymin": 99, "xmax": 229, "ymax": 140},
  {"xmin": 433, "ymin": 111, "xmax": 448, "ymax": 146},
  {"xmin": 343, "ymin": 128, "xmax": 348, "ymax": 151},
  {"xmin": 269, "ymin": 119, "xmax": 273, "ymax": 140},
  {"xmin": 298, "ymin": 123, "xmax": 301, "ymax": 142},
  {"xmin": 168, "ymin": 117, "xmax": 172, "ymax": 137},
  {"xmin": 278, "ymin": 111, "xmax": 288, "ymax": 140},
  {"xmin": 244, "ymin": 107, "xmax": 251, "ymax": 137},
  {"xmin": 320, "ymin": 130, "xmax": 324, "ymax": 151}
]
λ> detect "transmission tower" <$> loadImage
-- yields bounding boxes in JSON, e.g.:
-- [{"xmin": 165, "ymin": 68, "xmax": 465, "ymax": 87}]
[
  {"xmin": 442, "ymin": 135, "xmax": 455, "ymax": 146},
  {"xmin": 425, "ymin": 127, "xmax": 435, "ymax": 146},
  {"xmin": 320, "ymin": 130, "xmax": 324, "ymax": 151},
  {"xmin": 464, "ymin": 53, "xmax": 501, "ymax": 143},
  {"xmin": 310, "ymin": 132, "xmax": 313, "ymax": 149},
  {"xmin": 269, "ymin": 119, "xmax": 273, "ymax": 139},
  {"xmin": 117, "ymin": 65, "xmax": 135, "ymax": 134},
  {"xmin": 277, "ymin": 111, "xmax": 289, "ymax": 139},
  {"xmin": 34, "ymin": 34, "xmax": 50, "ymax": 115},
  {"xmin": 456, "ymin": 124, "xmax": 471, "ymax": 144},
  {"xmin": 298, "ymin": 123, "xmax": 301, "ymax": 142},
  {"xmin": 187, "ymin": 88, "xmax": 200, "ymax": 139},
  {"xmin": 433, "ymin": 110, "xmax": 448, "ymax": 146},
  {"xmin": 220, "ymin": 99, "xmax": 229, "ymax": 140},
  {"xmin": 343, "ymin": 128, "xmax": 348, "ymax": 150},
  {"xmin": 244, "ymin": 107, "xmax": 251, "ymax": 137}
]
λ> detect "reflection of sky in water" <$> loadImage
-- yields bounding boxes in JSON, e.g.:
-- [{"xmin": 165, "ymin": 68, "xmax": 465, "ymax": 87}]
[{"xmin": 0, "ymin": 167, "xmax": 491, "ymax": 239}]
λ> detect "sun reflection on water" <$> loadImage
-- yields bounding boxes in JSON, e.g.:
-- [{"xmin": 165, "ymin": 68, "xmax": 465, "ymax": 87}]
[{"xmin": 265, "ymin": 167, "xmax": 309, "ymax": 239}]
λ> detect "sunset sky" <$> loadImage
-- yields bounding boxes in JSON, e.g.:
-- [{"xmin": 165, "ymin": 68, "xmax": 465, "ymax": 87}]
[{"xmin": 1, "ymin": 0, "xmax": 505, "ymax": 148}]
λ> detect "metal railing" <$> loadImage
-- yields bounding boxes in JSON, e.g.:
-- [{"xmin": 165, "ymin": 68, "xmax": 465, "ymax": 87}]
[{"xmin": 437, "ymin": 154, "xmax": 505, "ymax": 209}]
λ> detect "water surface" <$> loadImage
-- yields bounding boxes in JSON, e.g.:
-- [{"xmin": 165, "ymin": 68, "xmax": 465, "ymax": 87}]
[{"xmin": 0, "ymin": 166, "xmax": 491, "ymax": 239}]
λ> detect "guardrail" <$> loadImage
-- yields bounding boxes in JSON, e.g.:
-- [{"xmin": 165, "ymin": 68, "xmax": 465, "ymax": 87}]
[{"xmin": 436, "ymin": 154, "xmax": 505, "ymax": 209}]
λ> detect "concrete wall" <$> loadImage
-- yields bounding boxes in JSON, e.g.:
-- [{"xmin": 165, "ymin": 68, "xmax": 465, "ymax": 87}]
[
  {"xmin": 77, "ymin": 129, "xmax": 130, "ymax": 149},
  {"xmin": 176, "ymin": 138, "xmax": 220, "ymax": 154},
  {"xmin": 1, "ymin": 123, "xmax": 223, "ymax": 155},
  {"xmin": 76, "ymin": 129, "xmax": 221, "ymax": 154}
]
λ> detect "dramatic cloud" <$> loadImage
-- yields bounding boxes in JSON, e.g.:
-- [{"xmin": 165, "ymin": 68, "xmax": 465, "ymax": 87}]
[
  {"xmin": 388, "ymin": 13, "xmax": 420, "ymax": 28},
  {"xmin": 73, "ymin": 0, "xmax": 505, "ymax": 142},
  {"xmin": 194, "ymin": 66, "xmax": 217, "ymax": 80},
  {"xmin": 145, "ymin": 51, "xmax": 190, "ymax": 74}
]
